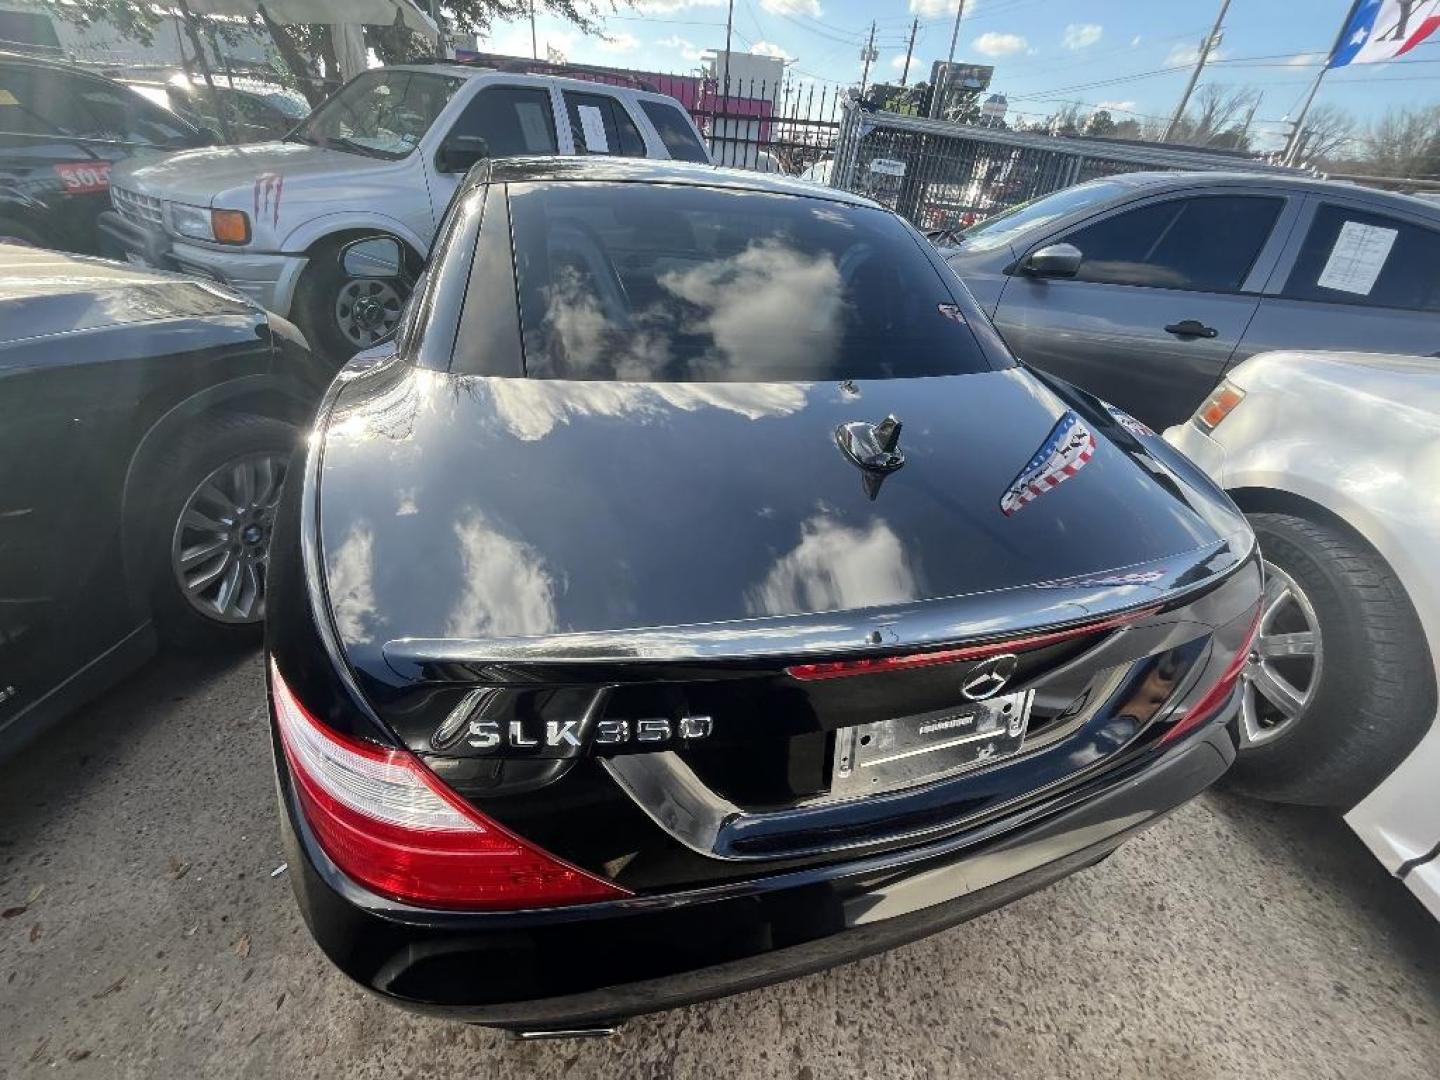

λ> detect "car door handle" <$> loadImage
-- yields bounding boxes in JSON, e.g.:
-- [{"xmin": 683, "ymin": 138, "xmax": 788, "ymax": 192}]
[{"xmin": 1164, "ymin": 320, "xmax": 1219, "ymax": 339}]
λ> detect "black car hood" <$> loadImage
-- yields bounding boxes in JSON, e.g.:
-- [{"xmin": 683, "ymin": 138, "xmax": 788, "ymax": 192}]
[
  {"xmin": 316, "ymin": 360, "xmax": 1246, "ymax": 678},
  {"xmin": 0, "ymin": 244, "xmax": 255, "ymax": 346}
]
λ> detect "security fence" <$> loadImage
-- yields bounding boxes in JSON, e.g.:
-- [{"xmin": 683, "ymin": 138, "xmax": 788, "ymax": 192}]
[
  {"xmin": 692, "ymin": 75, "xmax": 843, "ymax": 176},
  {"xmin": 829, "ymin": 102, "xmax": 1309, "ymax": 230}
]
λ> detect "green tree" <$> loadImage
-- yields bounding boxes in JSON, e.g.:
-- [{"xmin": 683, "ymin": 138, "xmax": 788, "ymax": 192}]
[
  {"xmin": 1084, "ymin": 109, "xmax": 1116, "ymax": 137},
  {"xmin": 40, "ymin": 1, "xmax": 610, "ymax": 107}
]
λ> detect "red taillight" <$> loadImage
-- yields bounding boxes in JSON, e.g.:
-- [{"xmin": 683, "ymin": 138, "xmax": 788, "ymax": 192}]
[
  {"xmin": 269, "ymin": 659, "xmax": 628, "ymax": 910},
  {"xmin": 1158, "ymin": 611, "xmax": 1261, "ymax": 746},
  {"xmin": 786, "ymin": 607, "xmax": 1161, "ymax": 681}
]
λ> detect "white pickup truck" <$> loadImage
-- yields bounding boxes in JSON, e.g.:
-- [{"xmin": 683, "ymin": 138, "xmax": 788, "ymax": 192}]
[{"xmin": 98, "ymin": 63, "xmax": 711, "ymax": 360}]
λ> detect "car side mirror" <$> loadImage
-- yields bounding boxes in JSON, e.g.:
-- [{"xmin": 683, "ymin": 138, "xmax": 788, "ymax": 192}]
[
  {"xmin": 437, "ymin": 134, "xmax": 490, "ymax": 174},
  {"xmin": 341, "ymin": 236, "xmax": 403, "ymax": 279},
  {"xmin": 1023, "ymin": 243, "xmax": 1083, "ymax": 278}
]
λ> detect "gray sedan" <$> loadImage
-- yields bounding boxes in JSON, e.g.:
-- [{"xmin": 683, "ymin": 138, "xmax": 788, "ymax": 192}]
[{"xmin": 940, "ymin": 171, "xmax": 1440, "ymax": 429}]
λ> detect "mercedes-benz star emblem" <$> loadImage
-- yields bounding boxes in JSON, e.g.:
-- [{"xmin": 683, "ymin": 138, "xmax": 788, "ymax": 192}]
[{"xmin": 961, "ymin": 653, "xmax": 1019, "ymax": 701}]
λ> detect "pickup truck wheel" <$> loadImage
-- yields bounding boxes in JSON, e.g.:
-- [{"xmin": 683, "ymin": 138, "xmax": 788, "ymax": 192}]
[
  {"xmin": 1227, "ymin": 512, "xmax": 1434, "ymax": 808},
  {"xmin": 293, "ymin": 236, "xmax": 409, "ymax": 365},
  {"xmin": 143, "ymin": 413, "xmax": 299, "ymax": 651}
]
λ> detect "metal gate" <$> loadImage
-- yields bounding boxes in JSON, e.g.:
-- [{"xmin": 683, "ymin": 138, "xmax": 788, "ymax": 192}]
[{"xmin": 829, "ymin": 102, "xmax": 1308, "ymax": 229}]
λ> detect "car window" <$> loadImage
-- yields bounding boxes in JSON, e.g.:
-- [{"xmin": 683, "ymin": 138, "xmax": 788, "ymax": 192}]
[
  {"xmin": 294, "ymin": 69, "xmax": 463, "ymax": 159},
  {"xmin": 69, "ymin": 75, "xmax": 198, "ymax": 145},
  {"xmin": 563, "ymin": 92, "xmax": 646, "ymax": 157},
  {"xmin": 1062, "ymin": 196, "xmax": 1282, "ymax": 292},
  {"xmin": 446, "ymin": 85, "xmax": 557, "ymax": 157},
  {"xmin": 1282, "ymin": 202, "xmax": 1440, "ymax": 312},
  {"xmin": 508, "ymin": 181, "xmax": 996, "ymax": 382},
  {"xmin": 0, "ymin": 65, "xmax": 194, "ymax": 146},
  {"xmin": 955, "ymin": 179, "xmax": 1130, "ymax": 253},
  {"xmin": 639, "ymin": 100, "xmax": 708, "ymax": 163}
]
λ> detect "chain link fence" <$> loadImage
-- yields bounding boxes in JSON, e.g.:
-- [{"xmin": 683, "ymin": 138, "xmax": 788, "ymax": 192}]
[{"xmin": 829, "ymin": 102, "xmax": 1310, "ymax": 230}]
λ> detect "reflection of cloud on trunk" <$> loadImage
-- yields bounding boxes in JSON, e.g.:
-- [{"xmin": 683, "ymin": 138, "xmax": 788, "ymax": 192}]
[
  {"xmin": 746, "ymin": 515, "xmax": 920, "ymax": 617},
  {"xmin": 483, "ymin": 378, "xmax": 809, "ymax": 440},
  {"xmin": 445, "ymin": 512, "xmax": 557, "ymax": 638},
  {"xmin": 326, "ymin": 523, "xmax": 379, "ymax": 645},
  {"xmin": 660, "ymin": 241, "xmax": 842, "ymax": 378}
]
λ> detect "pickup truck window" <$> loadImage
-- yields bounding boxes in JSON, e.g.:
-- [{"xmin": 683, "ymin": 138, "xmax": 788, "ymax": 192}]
[
  {"xmin": 292, "ymin": 69, "xmax": 463, "ymax": 160},
  {"xmin": 563, "ymin": 92, "xmax": 646, "ymax": 157},
  {"xmin": 446, "ymin": 85, "xmax": 558, "ymax": 157},
  {"xmin": 639, "ymin": 100, "xmax": 708, "ymax": 163}
]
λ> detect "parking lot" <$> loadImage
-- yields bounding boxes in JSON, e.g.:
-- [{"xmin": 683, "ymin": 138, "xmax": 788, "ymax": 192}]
[{"xmin": 2, "ymin": 648, "xmax": 1437, "ymax": 1079}]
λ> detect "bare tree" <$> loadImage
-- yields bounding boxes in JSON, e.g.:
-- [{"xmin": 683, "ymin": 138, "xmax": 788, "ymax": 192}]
[
  {"xmin": 1361, "ymin": 105, "xmax": 1440, "ymax": 178},
  {"xmin": 1175, "ymin": 84, "xmax": 1262, "ymax": 147}
]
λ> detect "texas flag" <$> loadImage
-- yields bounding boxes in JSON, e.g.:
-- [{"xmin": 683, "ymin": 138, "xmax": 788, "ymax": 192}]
[{"xmin": 1329, "ymin": 0, "xmax": 1440, "ymax": 66}]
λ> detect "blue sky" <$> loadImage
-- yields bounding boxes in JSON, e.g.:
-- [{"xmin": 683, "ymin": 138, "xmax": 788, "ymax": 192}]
[{"xmin": 479, "ymin": 0, "xmax": 1440, "ymax": 149}]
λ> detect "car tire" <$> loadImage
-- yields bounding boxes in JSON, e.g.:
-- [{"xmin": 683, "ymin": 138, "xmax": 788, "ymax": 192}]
[
  {"xmin": 292, "ymin": 235, "xmax": 410, "ymax": 366},
  {"xmin": 1227, "ymin": 511, "xmax": 1435, "ymax": 808},
  {"xmin": 142, "ymin": 413, "xmax": 299, "ymax": 651}
]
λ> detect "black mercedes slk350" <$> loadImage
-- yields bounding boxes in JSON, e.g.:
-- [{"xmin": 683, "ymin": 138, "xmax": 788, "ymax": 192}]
[{"xmin": 265, "ymin": 158, "xmax": 1262, "ymax": 1032}]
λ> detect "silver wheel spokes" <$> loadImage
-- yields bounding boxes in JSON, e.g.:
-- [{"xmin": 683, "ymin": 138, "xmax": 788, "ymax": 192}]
[
  {"xmin": 1239, "ymin": 561, "xmax": 1322, "ymax": 747},
  {"xmin": 171, "ymin": 451, "xmax": 288, "ymax": 624},
  {"xmin": 335, "ymin": 278, "xmax": 403, "ymax": 348}
]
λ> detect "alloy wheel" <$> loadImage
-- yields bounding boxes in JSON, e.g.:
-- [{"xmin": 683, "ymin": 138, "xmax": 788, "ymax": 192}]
[
  {"xmin": 1239, "ymin": 560, "xmax": 1323, "ymax": 747},
  {"xmin": 170, "ymin": 451, "xmax": 288, "ymax": 624},
  {"xmin": 335, "ymin": 277, "xmax": 403, "ymax": 348}
]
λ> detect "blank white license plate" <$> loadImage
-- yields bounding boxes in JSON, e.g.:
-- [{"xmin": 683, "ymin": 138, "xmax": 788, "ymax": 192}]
[{"xmin": 830, "ymin": 690, "xmax": 1033, "ymax": 799}]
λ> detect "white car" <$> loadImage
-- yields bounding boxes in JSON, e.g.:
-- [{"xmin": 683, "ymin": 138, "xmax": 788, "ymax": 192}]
[
  {"xmin": 97, "ymin": 63, "xmax": 710, "ymax": 360},
  {"xmin": 1166, "ymin": 350, "xmax": 1440, "ymax": 918}
]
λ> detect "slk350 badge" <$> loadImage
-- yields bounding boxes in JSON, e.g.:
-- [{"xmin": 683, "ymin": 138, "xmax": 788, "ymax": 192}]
[{"xmin": 465, "ymin": 715, "xmax": 713, "ymax": 752}]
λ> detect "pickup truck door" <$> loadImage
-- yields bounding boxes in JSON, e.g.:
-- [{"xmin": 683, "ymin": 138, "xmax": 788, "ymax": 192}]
[
  {"xmin": 1233, "ymin": 193, "xmax": 1440, "ymax": 365},
  {"xmin": 423, "ymin": 83, "xmax": 561, "ymax": 236}
]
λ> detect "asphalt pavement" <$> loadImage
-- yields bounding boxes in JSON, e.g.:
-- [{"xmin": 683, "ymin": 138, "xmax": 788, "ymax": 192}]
[{"xmin": 2, "ymin": 648, "xmax": 1438, "ymax": 1079}]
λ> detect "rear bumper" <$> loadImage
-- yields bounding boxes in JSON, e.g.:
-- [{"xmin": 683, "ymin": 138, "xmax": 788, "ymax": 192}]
[
  {"xmin": 96, "ymin": 210, "xmax": 307, "ymax": 316},
  {"xmin": 277, "ymin": 717, "xmax": 1236, "ymax": 1029}
]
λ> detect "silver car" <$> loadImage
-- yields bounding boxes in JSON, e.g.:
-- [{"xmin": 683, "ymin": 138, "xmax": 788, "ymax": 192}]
[{"xmin": 940, "ymin": 172, "xmax": 1440, "ymax": 429}]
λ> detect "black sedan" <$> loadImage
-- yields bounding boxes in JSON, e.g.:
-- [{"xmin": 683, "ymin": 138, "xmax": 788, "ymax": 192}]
[
  {"xmin": 0, "ymin": 245, "xmax": 326, "ymax": 755},
  {"xmin": 265, "ymin": 158, "xmax": 1263, "ymax": 1032},
  {"xmin": 0, "ymin": 52, "xmax": 209, "ymax": 254}
]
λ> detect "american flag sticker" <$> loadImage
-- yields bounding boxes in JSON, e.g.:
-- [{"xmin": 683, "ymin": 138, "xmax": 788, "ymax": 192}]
[{"xmin": 999, "ymin": 411, "xmax": 1097, "ymax": 517}]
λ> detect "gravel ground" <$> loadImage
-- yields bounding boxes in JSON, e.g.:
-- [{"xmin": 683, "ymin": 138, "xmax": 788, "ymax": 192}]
[{"xmin": 2, "ymin": 648, "xmax": 1438, "ymax": 1080}]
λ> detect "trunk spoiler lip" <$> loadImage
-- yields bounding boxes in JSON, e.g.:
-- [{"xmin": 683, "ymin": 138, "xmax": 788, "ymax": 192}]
[{"xmin": 380, "ymin": 529, "xmax": 1257, "ymax": 678}]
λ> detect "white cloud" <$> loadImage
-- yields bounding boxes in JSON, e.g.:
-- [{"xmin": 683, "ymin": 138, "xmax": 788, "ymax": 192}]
[
  {"xmin": 973, "ymin": 32, "xmax": 1027, "ymax": 58},
  {"xmin": 751, "ymin": 40, "xmax": 792, "ymax": 60},
  {"xmin": 1166, "ymin": 41, "xmax": 1225, "ymax": 66},
  {"xmin": 1062, "ymin": 23, "xmax": 1102, "ymax": 50},
  {"xmin": 1130, "ymin": 35, "xmax": 1142, "ymax": 47},
  {"xmin": 760, "ymin": 0, "xmax": 821, "ymax": 15},
  {"xmin": 1095, "ymin": 100, "xmax": 1136, "ymax": 113},
  {"xmin": 658, "ymin": 34, "xmax": 710, "ymax": 62},
  {"xmin": 909, "ymin": 0, "xmax": 962, "ymax": 15},
  {"xmin": 889, "ymin": 52, "xmax": 928, "ymax": 73},
  {"xmin": 1285, "ymin": 51, "xmax": 1328, "ymax": 66},
  {"xmin": 746, "ymin": 516, "xmax": 920, "ymax": 618},
  {"xmin": 596, "ymin": 31, "xmax": 639, "ymax": 54}
]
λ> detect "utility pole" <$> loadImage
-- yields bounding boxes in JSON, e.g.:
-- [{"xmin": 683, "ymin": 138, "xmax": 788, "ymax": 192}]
[
  {"xmin": 1282, "ymin": 0, "xmax": 1360, "ymax": 165},
  {"xmin": 900, "ymin": 17, "xmax": 918, "ymax": 86},
  {"xmin": 946, "ymin": 0, "xmax": 966, "ymax": 63},
  {"xmin": 529, "ymin": 0, "xmax": 537, "ymax": 60},
  {"xmin": 859, "ymin": 21, "xmax": 877, "ymax": 96},
  {"xmin": 1162, "ymin": 0, "xmax": 1230, "ymax": 143}
]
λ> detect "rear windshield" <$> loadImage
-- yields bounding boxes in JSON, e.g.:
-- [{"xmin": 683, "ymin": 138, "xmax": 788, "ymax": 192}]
[{"xmin": 508, "ymin": 181, "xmax": 994, "ymax": 381}]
